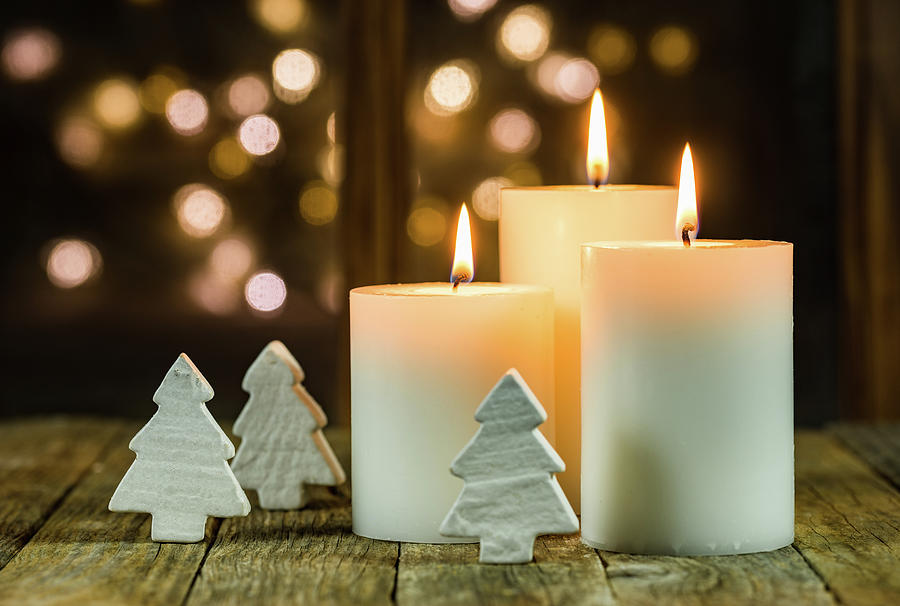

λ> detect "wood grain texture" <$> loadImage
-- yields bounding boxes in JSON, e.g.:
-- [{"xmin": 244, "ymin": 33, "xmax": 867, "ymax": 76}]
[
  {"xmin": 600, "ymin": 547, "xmax": 834, "ymax": 606},
  {"xmin": 0, "ymin": 425, "xmax": 218, "ymax": 605},
  {"xmin": 396, "ymin": 533, "xmax": 612, "ymax": 606},
  {"xmin": 0, "ymin": 416, "xmax": 120, "ymax": 570},
  {"xmin": 832, "ymin": 423, "xmax": 900, "ymax": 488},
  {"xmin": 794, "ymin": 430, "xmax": 900, "ymax": 605},
  {"xmin": 186, "ymin": 499, "xmax": 397, "ymax": 606}
]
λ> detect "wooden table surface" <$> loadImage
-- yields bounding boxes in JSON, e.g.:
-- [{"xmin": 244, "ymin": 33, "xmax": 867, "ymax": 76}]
[{"xmin": 0, "ymin": 418, "xmax": 898, "ymax": 605}]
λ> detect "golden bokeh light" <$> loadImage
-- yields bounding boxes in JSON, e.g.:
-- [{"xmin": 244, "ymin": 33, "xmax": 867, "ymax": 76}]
[
  {"xmin": 326, "ymin": 111, "xmax": 336, "ymax": 143},
  {"xmin": 93, "ymin": 78, "xmax": 142, "ymax": 130},
  {"xmin": 188, "ymin": 270, "xmax": 240, "ymax": 316},
  {"xmin": 649, "ymin": 25, "xmax": 698, "ymax": 75},
  {"xmin": 298, "ymin": 181, "xmax": 338, "ymax": 225},
  {"xmin": 238, "ymin": 114, "xmax": 281, "ymax": 156},
  {"xmin": 555, "ymin": 57, "xmax": 600, "ymax": 103},
  {"xmin": 46, "ymin": 239, "xmax": 102, "ymax": 288},
  {"xmin": 2, "ymin": 28, "xmax": 60, "ymax": 81},
  {"xmin": 530, "ymin": 51, "xmax": 568, "ymax": 96},
  {"xmin": 139, "ymin": 67, "xmax": 185, "ymax": 114},
  {"xmin": 497, "ymin": 4, "xmax": 551, "ymax": 64},
  {"xmin": 471, "ymin": 176, "xmax": 513, "ymax": 221},
  {"xmin": 209, "ymin": 137, "xmax": 251, "ymax": 179},
  {"xmin": 588, "ymin": 24, "xmax": 636, "ymax": 75},
  {"xmin": 165, "ymin": 89, "xmax": 208, "ymax": 136},
  {"xmin": 424, "ymin": 61, "xmax": 478, "ymax": 116},
  {"xmin": 56, "ymin": 116, "xmax": 104, "ymax": 168},
  {"xmin": 488, "ymin": 108, "xmax": 539, "ymax": 154},
  {"xmin": 227, "ymin": 73, "xmax": 270, "ymax": 117},
  {"xmin": 251, "ymin": 0, "xmax": 307, "ymax": 35},
  {"xmin": 503, "ymin": 160, "xmax": 542, "ymax": 186},
  {"xmin": 411, "ymin": 104, "xmax": 461, "ymax": 144},
  {"xmin": 316, "ymin": 144, "xmax": 344, "ymax": 186},
  {"xmin": 272, "ymin": 48, "xmax": 319, "ymax": 104},
  {"xmin": 407, "ymin": 199, "xmax": 448, "ymax": 247},
  {"xmin": 245, "ymin": 270, "xmax": 287, "ymax": 312},
  {"xmin": 173, "ymin": 184, "xmax": 228, "ymax": 238},
  {"xmin": 209, "ymin": 237, "xmax": 255, "ymax": 281},
  {"xmin": 315, "ymin": 268, "xmax": 344, "ymax": 315},
  {"xmin": 448, "ymin": 0, "xmax": 498, "ymax": 22}
]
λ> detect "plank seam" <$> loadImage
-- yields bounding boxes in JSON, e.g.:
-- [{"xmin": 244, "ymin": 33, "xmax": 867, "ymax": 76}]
[
  {"xmin": 792, "ymin": 541, "xmax": 841, "ymax": 603},
  {"xmin": 830, "ymin": 426, "xmax": 900, "ymax": 492},
  {"xmin": 180, "ymin": 518, "xmax": 223, "ymax": 606},
  {"xmin": 0, "ymin": 422, "xmax": 124, "ymax": 573},
  {"xmin": 592, "ymin": 549, "xmax": 619, "ymax": 602},
  {"xmin": 390, "ymin": 542, "xmax": 401, "ymax": 604}
]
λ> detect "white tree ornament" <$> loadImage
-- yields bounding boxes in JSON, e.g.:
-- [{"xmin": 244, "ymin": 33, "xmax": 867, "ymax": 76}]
[
  {"xmin": 231, "ymin": 341, "xmax": 346, "ymax": 509},
  {"xmin": 440, "ymin": 369, "xmax": 579, "ymax": 563},
  {"xmin": 109, "ymin": 353, "xmax": 251, "ymax": 542}
]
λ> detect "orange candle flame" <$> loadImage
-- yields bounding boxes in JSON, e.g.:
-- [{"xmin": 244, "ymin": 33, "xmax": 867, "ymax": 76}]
[
  {"xmin": 675, "ymin": 143, "xmax": 699, "ymax": 245},
  {"xmin": 451, "ymin": 203, "xmax": 474, "ymax": 287},
  {"xmin": 586, "ymin": 89, "xmax": 609, "ymax": 187}
]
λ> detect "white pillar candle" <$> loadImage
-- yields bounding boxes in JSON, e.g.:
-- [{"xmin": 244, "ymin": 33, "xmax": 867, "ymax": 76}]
[
  {"xmin": 350, "ymin": 204, "xmax": 554, "ymax": 543},
  {"xmin": 580, "ymin": 145, "xmax": 794, "ymax": 555},
  {"xmin": 500, "ymin": 90, "xmax": 678, "ymax": 508},
  {"xmin": 350, "ymin": 283, "xmax": 553, "ymax": 542}
]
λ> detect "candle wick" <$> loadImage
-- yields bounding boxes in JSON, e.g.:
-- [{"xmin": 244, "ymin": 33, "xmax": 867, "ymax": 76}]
[
  {"xmin": 452, "ymin": 275, "xmax": 464, "ymax": 291},
  {"xmin": 593, "ymin": 177, "xmax": 601, "ymax": 189},
  {"xmin": 681, "ymin": 223, "xmax": 695, "ymax": 248}
]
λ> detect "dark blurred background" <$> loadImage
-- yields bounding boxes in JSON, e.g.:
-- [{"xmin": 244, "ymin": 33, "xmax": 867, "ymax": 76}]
[{"xmin": 0, "ymin": 0, "xmax": 897, "ymax": 426}]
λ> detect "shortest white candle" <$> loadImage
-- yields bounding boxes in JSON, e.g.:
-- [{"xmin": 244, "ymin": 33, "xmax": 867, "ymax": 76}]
[
  {"xmin": 580, "ymin": 239, "xmax": 794, "ymax": 555},
  {"xmin": 351, "ymin": 282, "xmax": 554, "ymax": 543}
]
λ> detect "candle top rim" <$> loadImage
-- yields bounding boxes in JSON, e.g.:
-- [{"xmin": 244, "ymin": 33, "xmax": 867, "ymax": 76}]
[
  {"xmin": 581, "ymin": 239, "xmax": 792, "ymax": 251},
  {"xmin": 502, "ymin": 184, "xmax": 676, "ymax": 193},
  {"xmin": 350, "ymin": 282, "xmax": 552, "ymax": 298}
]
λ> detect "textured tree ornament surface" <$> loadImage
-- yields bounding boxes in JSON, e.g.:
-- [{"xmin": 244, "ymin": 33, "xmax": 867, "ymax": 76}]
[
  {"xmin": 440, "ymin": 369, "xmax": 579, "ymax": 563},
  {"xmin": 109, "ymin": 353, "xmax": 251, "ymax": 542},
  {"xmin": 231, "ymin": 341, "xmax": 346, "ymax": 509}
]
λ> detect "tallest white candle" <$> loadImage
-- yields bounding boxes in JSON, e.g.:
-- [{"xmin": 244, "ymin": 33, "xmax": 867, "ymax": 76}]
[{"xmin": 500, "ymin": 90, "xmax": 678, "ymax": 507}]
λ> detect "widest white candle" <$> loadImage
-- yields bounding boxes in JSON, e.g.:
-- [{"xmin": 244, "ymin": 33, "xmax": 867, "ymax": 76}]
[
  {"xmin": 500, "ymin": 185, "xmax": 677, "ymax": 508},
  {"xmin": 580, "ymin": 240, "xmax": 794, "ymax": 555},
  {"xmin": 350, "ymin": 282, "xmax": 554, "ymax": 543}
]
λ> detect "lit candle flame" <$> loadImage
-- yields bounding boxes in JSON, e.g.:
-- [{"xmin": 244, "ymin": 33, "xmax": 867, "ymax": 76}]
[
  {"xmin": 586, "ymin": 88, "xmax": 609, "ymax": 187},
  {"xmin": 675, "ymin": 143, "xmax": 699, "ymax": 245},
  {"xmin": 451, "ymin": 203, "xmax": 474, "ymax": 288}
]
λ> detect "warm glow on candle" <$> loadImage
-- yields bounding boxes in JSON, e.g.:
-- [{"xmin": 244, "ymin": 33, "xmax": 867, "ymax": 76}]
[
  {"xmin": 451, "ymin": 203, "xmax": 474, "ymax": 287},
  {"xmin": 586, "ymin": 89, "xmax": 609, "ymax": 187},
  {"xmin": 675, "ymin": 143, "xmax": 698, "ymax": 244}
]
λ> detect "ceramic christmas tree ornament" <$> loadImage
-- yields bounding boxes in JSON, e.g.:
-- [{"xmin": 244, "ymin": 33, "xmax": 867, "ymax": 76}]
[
  {"xmin": 109, "ymin": 353, "xmax": 251, "ymax": 543},
  {"xmin": 440, "ymin": 369, "xmax": 579, "ymax": 564},
  {"xmin": 231, "ymin": 341, "xmax": 346, "ymax": 509}
]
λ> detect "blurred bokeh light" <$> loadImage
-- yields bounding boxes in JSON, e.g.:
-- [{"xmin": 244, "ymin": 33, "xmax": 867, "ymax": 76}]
[
  {"xmin": 272, "ymin": 48, "xmax": 320, "ymax": 104},
  {"xmin": 503, "ymin": 160, "xmax": 542, "ymax": 186},
  {"xmin": 649, "ymin": 25, "xmax": 699, "ymax": 75},
  {"xmin": 209, "ymin": 237, "xmax": 255, "ymax": 281},
  {"xmin": 407, "ymin": 199, "xmax": 448, "ymax": 247},
  {"xmin": 45, "ymin": 239, "xmax": 102, "ymax": 289},
  {"xmin": 497, "ymin": 5, "xmax": 551, "ymax": 64},
  {"xmin": 316, "ymin": 144, "xmax": 343, "ymax": 186},
  {"xmin": 488, "ymin": 108, "xmax": 539, "ymax": 154},
  {"xmin": 587, "ymin": 24, "xmax": 636, "ymax": 75},
  {"xmin": 227, "ymin": 73, "xmax": 270, "ymax": 117},
  {"xmin": 424, "ymin": 61, "xmax": 478, "ymax": 116},
  {"xmin": 139, "ymin": 68, "xmax": 184, "ymax": 114},
  {"xmin": 299, "ymin": 181, "xmax": 338, "ymax": 225},
  {"xmin": 472, "ymin": 176, "xmax": 513, "ymax": 221},
  {"xmin": 2, "ymin": 28, "xmax": 60, "ymax": 81},
  {"xmin": 447, "ymin": 0, "xmax": 498, "ymax": 22},
  {"xmin": 173, "ymin": 184, "xmax": 228, "ymax": 238},
  {"xmin": 251, "ymin": 0, "xmax": 307, "ymax": 35},
  {"xmin": 165, "ymin": 89, "xmax": 209, "ymax": 136},
  {"xmin": 93, "ymin": 78, "xmax": 142, "ymax": 131},
  {"xmin": 56, "ymin": 116, "xmax": 104, "ymax": 168},
  {"xmin": 238, "ymin": 114, "xmax": 281, "ymax": 156},
  {"xmin": 209, "ymin": 137, "xmax": 251, "ymax": 179},
  {"xmin": 554, "ymin": 57, "xmax": 600, "ymax": 103},
  {"xmin": 188, "ymin": 270, "xmax": 240, "ymax": 316},
  {"xmin": 326, "ymin": 111, "xmax": 336, "ymax": 143},
  {"xmin": 245, "ymin": 271, "xmax": 287, "ymax": 312}
]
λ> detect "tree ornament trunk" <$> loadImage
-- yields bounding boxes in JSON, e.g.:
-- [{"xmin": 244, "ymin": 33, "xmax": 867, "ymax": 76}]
[
  {"xmin": 479, "ymin": 534, "xmax": 535, "ymax": 564},
  {"xmin": 151, "ymin": 511, "xmax": 208, "ymax": 543}
]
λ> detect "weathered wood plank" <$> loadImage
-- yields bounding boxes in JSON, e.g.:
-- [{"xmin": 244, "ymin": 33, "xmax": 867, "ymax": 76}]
[
  {"xmin": 794, "ymin": 430, "xmax": 900, "ymax": 605},
  {"xmin": 0, "ymin": 416, "xmax": 121, "ymax": 570},
  {"xmin": 832, "ymin": 423, "xmax": 900, "ymax": 488},
  {"xmin": 185, "ymin": 500, "xmax": 397, "ymax": 606},
  {"xmin": 185, "ymin": 426, "xmax": 395, "ymax": 606},
  {"xmin": 600, "ymin": 547, "xmax": 834, "ymax": 606},
  {"xmin": 396, "ymin": 534, "xmax": 612, "ymax": 606},
  {"xmin": 0, "ymin": 424, "xmax": 218, "ymax": 605}
]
